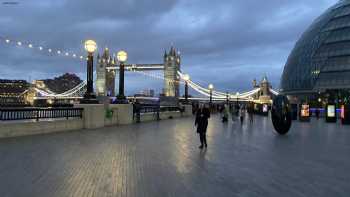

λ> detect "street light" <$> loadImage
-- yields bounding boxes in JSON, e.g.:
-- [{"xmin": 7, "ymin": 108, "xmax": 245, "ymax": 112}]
[
  {"xmin": 183, "ymin": 74, "xmax": 190, "ymax": 103},
  {"xmin": 208, "ymin": 84, "xmax": 214, "ymax": 105},
  {"xmin": 116, "ymin": 50, "xmax": 128, "ymax": 103},
  {"xmin": 81, "ymin": 39, "xmax": 98, "ymax": 104},
  {"xmin": 236, "ymin": 92, "xmax": 240, "ymax": 106},
  {"xmin": 318, "ymin": 97, "xmax": 322, "ymax": 109},
  {"xmin": 226, "ymin": 92, "xmax": 229, "ymax": 104},
  {"xmin": 117, "ymin": 50, "xmax": 128, "ymax": 62},
  {"xmin": 84, "ymin": 40, "xmax": 97, "ymax": 53}
]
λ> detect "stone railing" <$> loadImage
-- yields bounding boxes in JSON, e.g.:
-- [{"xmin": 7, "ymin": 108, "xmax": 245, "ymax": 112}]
[{"xmin": 0, "ymin": 104, "xmax": 192, "ymax": 139}]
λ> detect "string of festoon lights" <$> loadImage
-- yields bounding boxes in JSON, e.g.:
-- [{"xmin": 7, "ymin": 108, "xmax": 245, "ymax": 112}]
[
  {"xmin": 0, "ymin": 35, "xmax": 87, "ymax": 61},
  {"xmin": 0, "ymin": 35, "xmax": 184, "ymax": 87},
  {"xmin": 0, "ymin": 35, "xmax": 181, "ymax": 84}
]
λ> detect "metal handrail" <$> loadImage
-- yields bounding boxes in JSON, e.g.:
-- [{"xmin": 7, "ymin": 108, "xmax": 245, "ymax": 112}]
[{"xmin": 0, "ymin": 107, "xmax": 84, "ymax": 121}]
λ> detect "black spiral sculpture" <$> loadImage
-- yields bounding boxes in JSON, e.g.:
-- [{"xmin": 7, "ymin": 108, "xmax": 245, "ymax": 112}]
[{"xmin": 271, "ymin": 95, "xmax": 292, "ymax": 135}]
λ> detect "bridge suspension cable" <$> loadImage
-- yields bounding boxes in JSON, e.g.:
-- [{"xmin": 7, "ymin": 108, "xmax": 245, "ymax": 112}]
[
  {"xmin": 269, "ymin": 88, "xmax": 279, "ymax": 96},
  {"xmin": 32, "ymin": 69, "xmax": 279, "ymax": 99},
  {"xmin": 34, "ymin": 81, "xmax": 87, "ymax": 97},
  {"xmin": 122, "ymin": 69, "xmax": 278, "ymax": 99},
  {"xmin": 177, "ymin": 71, "xmax": 263, "ymax": 99},
  {"xmin": 130, "ymin": 69, "xmax": 259, "ymax": 99}
]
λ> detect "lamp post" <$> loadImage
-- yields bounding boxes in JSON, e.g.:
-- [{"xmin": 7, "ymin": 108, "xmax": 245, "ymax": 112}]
[
  {"xmin": 226, "ymin": 92, "xmax": 229, "ymax": 104},
  {"xmin": 183, "ymin": 74, "xmax": 190, "ymax": 104},
  {"xmin": 318, "ymin": 97, "xmax": 322, "ymax": 109},
  {"xmin": 116, "ymin": 50, "xmax": 128, "ymax": 103},
  {"xmin": 81, "ymin": 40, "xmax": 98, "ymax": 104},
  {"xmin": 236, "ymin": 92, "xmax": 239, "ymax": 106},
  {"xmin": 208, "ymin": 84, "xmax": 214, "ymax": 105}
]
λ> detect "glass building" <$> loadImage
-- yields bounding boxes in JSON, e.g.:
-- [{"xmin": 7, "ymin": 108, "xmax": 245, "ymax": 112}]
[{"xmin": 281, "ymin": 0, "xmax": 350, "ymax": 97}]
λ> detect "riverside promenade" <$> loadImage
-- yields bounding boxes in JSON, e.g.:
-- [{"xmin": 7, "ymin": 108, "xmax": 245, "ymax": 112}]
[{"xmin": 0, "ymin": 115, "xmax": 349, "ymax": 197}]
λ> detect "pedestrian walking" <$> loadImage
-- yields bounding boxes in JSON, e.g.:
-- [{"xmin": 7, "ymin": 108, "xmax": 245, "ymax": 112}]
[
  {"xmin": 316, "ymin": 108, "xmax": 320, "ymax": 119},
  {"xmin": 222, "ymin": 104, "xmax": 229, "ymax": 122},
  {"xmin": 230, "ymin": 105, "xmax": 236, "ymax": 122},
  {"xmin": 240, "ymin": 107, "xmax": 245, "ymax": 125},
  {"xmin": 235, "ymin": 104, "xmax": 240, "ymax": 116},
  {"xmin": 248, "ymin": 104, "xmax": 254, "ymax": 124},
  {"xmin": 195, "ymin": 104, "xmax": 211, "ymax": 149}
]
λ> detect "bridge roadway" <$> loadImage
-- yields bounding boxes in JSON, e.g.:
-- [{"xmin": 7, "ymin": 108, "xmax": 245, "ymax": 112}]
[{"xmin": 0, "ymin": 115, "xmax": 349, "ymax": 197}]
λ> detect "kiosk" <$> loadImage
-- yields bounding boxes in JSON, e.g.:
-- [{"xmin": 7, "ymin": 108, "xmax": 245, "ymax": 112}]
[
  {"xmin": 326, "ymin": 104, "xmax": 337, "ymax": 123},
  {"xmin": 262, "ymin": 104, "xmax": 269, "ymax": 116},
  {"xmin": 291, "ymin": 104, "xmax": 298, "ymax": 120},
  {"xmin": 299, "ymin": 104, "xmax": 310, "ymax": 122},
  {"xmin": 341, "ymin": 104, "xmax": 350, "ymax": 124}
]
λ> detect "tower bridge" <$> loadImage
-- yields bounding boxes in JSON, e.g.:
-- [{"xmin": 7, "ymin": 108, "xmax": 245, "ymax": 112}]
[
  {"xmin": 0, "ymin": 36, "xmax": 279, "ymax": 105},
  {"xmin": 95, "ymin": 46, "xmax": 180, "ymax": 98},
  {"xmin": 29, "ymin": 71, "xmax": 278, "ymax": 105},
  {"xmin": 26, "ymin": 45, "xmax": 279, "ymax": 105},
  {"xmin": 91, "ymin": 46, "xmax": 279, "ymax": 103},
  {"xmin": 108, "ymin": 64, "xmax": 164, "ymax": 71}
]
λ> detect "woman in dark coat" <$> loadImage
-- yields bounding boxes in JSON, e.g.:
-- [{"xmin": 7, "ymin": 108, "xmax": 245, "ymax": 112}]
[{"xmin": 195, "ymin": 104, "xmax": 211, "ymax": 149}]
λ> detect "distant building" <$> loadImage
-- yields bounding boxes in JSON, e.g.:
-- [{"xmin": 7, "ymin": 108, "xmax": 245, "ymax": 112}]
[
  {"xmin": 96, "ymin": 48, "xmax": 116, "ymax": 97},
  {"xmin": 40, "ymin": 73, "xmax": 82, "ymax": 94},
  {"xmin": 0, "ymin": 79, "xmax": 30, "ymax": 105},
  {"xmin": 252, "ymin": 78, "xmax": 259, "ymax": 88},
  {"xmin": 135, "ymin": 89, "xmax": 155, "ymax": 97},
  {"xmin": 281, "ymin": 0, "xmax": 350, "ymax": 103}
]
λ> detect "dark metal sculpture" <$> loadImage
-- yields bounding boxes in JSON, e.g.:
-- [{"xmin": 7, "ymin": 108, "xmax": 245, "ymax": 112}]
[{"xmin": 271, "ymin": 95, "xmax": 292, "ymax": 135}]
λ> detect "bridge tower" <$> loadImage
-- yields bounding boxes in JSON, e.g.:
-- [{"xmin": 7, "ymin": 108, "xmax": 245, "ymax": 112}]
[
  {"xmin": 163, "ymin": 47, "xmax": 181, "ymax": 97},
  {"xmin": 106, "ymin": 58, "xmax": 116, "ymax": 96},
  {"xmin": 96, "ymin": 48, "xmax": 116, "ymax": 96},
  {"xmin": 258, "ymin": 75, "xmax": 272, "ymax": 103},
  {"xmin": 260, "ymin": 75, "xmax": 270, "ymax": 96}
]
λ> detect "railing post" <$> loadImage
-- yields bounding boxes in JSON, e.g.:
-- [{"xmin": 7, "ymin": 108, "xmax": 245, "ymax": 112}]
[
  {"xmin": 156, "ymin": 105, "xmax": 160, "ymax": 121},
  {"xmin": 80, "ymin": 109, "xmax": 83, "ymax": 119},
  {"xmin": 136, "ymin": 106, "xmax": 141, "ymax": 123},
  {"xmin": 36, "ymin": 109, "xmax": 39, "ymax": 122},
  {"xmin": 134, "ymin": 103, "xmax": 141, "ymax": 123}
]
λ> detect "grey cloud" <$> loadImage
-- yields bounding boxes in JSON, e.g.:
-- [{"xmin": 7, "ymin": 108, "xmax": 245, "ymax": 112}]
[{"xmin": 0, "ymin": 0, "xmax": 339, "ymax": 94}]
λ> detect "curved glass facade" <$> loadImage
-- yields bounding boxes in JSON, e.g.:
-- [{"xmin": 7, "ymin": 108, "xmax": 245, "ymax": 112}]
[{"xmin": 281, "ymin": 0, "xmax": 350, "ymax": 94}]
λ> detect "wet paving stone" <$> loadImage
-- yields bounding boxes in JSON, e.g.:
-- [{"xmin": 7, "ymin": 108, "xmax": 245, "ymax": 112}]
[{"xmin": 0, "ymin": 115, "xmax": 349, "ymax": 197}]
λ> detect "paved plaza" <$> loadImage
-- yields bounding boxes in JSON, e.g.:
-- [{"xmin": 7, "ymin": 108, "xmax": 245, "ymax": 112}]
[{"xmin": 0, "ymin": 115, "xmax": 349, "ymax": 197}]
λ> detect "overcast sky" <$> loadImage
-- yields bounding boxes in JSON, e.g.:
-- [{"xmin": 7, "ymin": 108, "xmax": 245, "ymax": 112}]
[{"xmin": 0, "ymin": 0, "xmax": 338, "ymax": 95}]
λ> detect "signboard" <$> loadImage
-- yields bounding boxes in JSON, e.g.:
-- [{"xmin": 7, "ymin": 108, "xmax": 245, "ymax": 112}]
[
  {"xmin": 291, "ymin": 104, "xmax": 298, "ymax": 120},
  {"xmin": 301, "ymin": 104, "xmax": 310, "ymax": 117},
  {"xmin": 263, "ymin": 104, "xmax": 268, "ymax": 113},
  {"xmin": 342, "ymin": 104, "xmax": 350, "ymax": 125},
  {"xmin": 327, "ymin": 105, "xmax": 335, "ymax": 118}
]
